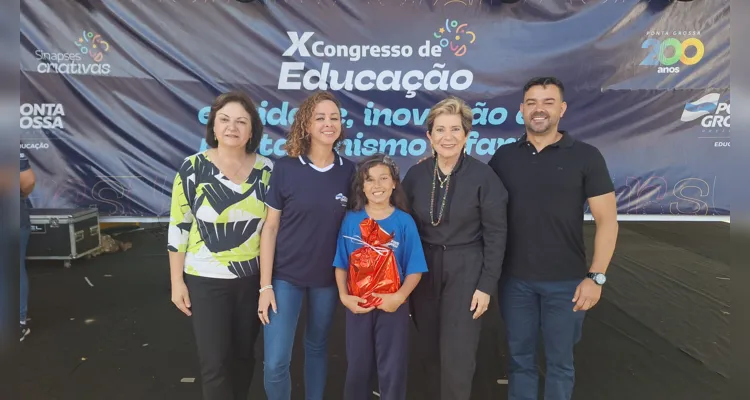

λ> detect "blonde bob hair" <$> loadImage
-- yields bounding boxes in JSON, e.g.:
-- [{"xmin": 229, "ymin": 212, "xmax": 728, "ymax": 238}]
[{"xmin": 425, "ymin": 96, "xmax": 473, "ymax": 135}]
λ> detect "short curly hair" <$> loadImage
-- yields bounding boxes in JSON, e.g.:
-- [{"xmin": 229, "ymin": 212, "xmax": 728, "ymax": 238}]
[
  {"xmin": 204, "ymin": 91, "xmax": 263, "ymax": 153},
  {"xmin": 284, "ymin": 91, "xmax": 346, "ymax": 158}
]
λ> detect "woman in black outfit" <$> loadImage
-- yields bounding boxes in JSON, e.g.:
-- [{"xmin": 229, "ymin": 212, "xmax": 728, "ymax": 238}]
[{"xmin": 402, "ymin": 96, "xmax": 509, "ymax": 400}]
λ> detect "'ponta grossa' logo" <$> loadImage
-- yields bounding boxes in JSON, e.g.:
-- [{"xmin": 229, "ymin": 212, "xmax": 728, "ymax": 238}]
[{"xmin": 433, "ymin": 19, "xmax": 476, "ymax": 57}]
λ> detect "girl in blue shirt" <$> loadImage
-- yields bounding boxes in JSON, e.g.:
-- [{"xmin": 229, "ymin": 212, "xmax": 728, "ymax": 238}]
[{"xmin": 333, "ymin": 153, "xmax": 428, "ymax": 400}]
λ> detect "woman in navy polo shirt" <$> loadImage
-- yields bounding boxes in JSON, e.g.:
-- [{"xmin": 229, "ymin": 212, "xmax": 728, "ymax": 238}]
[{"xmin": 258, "ymin": 91, "xmax": 356, "ymax": 400}]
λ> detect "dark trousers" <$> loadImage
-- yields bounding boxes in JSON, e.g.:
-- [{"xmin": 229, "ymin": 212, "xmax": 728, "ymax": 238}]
[
  {"xmin": 410, "ymin": 242, "xmax": 484, "ymax": 400},
  {"xmin": 185, "ymin": 274, "xmax": 262, "ymax": 400},
  {"xmin": 500, "ymin": 277, "xmax": 586, "ymax": 400},
  {"xmin": 344, "ymin": 303, "xmax": 410, "ymax": 400}
]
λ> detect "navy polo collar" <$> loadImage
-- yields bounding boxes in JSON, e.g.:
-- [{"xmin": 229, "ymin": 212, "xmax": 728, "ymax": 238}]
[{"xmin": 298, "ymin": 152, "xmax": 343, "ymax": 172}]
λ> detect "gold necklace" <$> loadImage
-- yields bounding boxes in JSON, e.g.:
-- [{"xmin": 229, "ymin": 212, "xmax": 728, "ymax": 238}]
[
  {"xmin": 437, "ymin": 172, "xmax": 448, "ymax": 188},
  {"xmin": 429, "ymin": 160, "xmax": 450, "ymax": 226},
  {"xmin": 215, "ymin": 150, "xmax": 249, "ymax": 181}
]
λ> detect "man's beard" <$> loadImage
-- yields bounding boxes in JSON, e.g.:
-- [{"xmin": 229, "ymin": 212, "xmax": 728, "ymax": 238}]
[{"xmin": 525, "ymin": 116, "xmax": 556, "ymax": 135}]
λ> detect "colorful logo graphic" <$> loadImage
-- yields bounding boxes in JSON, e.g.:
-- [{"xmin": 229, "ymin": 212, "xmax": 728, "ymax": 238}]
[
  {"xmin": 433, "ymin": 19, "xmax": 476, "ymax": 57},
  {"xmin": 74, "ymin": 31, "xmax": 110, "ymax": 63},
  {"xmin": 639, "ymin": 37, "xmax": 704, "ymax": 74}
]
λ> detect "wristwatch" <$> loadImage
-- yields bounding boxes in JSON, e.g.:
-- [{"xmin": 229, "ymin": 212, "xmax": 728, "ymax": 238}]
[{"xmin": 586, "ymin": 273, "xmax": 607, "ymax": 286}]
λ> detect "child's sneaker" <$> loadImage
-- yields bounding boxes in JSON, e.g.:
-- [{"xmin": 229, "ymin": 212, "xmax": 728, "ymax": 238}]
[{"xmin": 20, "ymin": 324, "xmax": 30, "ymax": 342}]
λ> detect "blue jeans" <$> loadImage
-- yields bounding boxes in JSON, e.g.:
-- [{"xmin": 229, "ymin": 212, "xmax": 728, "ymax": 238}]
[
  {"xmin": 500, "ymin": 278, "xmax": 586, "ymax": 400},
  {"xmin": 20, "ymin": 225, "xmax": 30, "ymax": 324},
  {"xmin": 263, "ymin": 278, "xmax": 338, "ymax": 400}
]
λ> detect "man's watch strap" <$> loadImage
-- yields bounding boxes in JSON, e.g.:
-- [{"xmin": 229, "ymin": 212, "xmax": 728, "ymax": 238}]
[{"xmin": 586, "ymin": 272, "xmax": 607, "ymax": 285}]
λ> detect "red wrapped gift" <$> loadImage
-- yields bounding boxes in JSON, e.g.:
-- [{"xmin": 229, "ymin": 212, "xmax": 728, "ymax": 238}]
[{"xmin": 346, "ymin": 218, "xmax": 401, "ymax": 308}]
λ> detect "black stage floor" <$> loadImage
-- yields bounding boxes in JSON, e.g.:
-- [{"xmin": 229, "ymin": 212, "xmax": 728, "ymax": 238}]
[{"xmin": 19, "ymin": 221, "xmax": 730, "ymax": 399}]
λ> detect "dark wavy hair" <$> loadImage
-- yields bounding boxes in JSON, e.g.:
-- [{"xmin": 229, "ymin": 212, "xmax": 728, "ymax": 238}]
[
  {"xmin": 284, "ymin": 91, "xmax": 346, "ymax": 157},
  {"xmin": 205, "ymin": 91, "xmax": 263, "ymax": 153},
  {"xmin": 349, "ymin": 154, "xmax": 409, "ymax": 213}
]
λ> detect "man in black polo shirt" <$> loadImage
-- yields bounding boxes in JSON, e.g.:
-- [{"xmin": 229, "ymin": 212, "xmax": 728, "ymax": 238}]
[{"xmin": 488, "ymin": 77, "xmax": 619, "ymax": 400}]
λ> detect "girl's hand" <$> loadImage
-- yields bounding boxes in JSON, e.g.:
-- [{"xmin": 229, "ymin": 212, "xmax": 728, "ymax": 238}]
[
  {"xmin": 341, "ymin": 295, "xmax": 375, "ymax": 314},
  {"xmin": 258, "ymin": 289, "xmax": 277, "ymax": 325},
  {"xmin": 373, "ymin": 292, "xmax": 405, "ymax": 313}
]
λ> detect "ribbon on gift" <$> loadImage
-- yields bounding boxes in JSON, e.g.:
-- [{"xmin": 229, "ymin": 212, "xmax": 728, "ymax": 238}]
[{"xmin": 343, "ymin": 234, "xmax": 390, "ymax": 256}]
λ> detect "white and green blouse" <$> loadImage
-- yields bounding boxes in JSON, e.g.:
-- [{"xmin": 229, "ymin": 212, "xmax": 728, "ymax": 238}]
[{"xmin": 168, "ymin": 151, "xmax": 273, "ymax": 279}]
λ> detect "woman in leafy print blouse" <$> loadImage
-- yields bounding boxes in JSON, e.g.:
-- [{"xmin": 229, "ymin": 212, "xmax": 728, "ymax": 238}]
[{"xmin": 167, "ymin": 91, "xmax": 273, "ymax": 400}]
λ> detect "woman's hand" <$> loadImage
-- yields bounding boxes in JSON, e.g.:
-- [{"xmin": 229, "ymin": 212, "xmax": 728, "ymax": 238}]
[
  {"xmin": 470, "ymin": 289, "xmax": 490, "ymax": 320},
  {"xmin": 258, "ymin": 289, "xmax": 277, "ymax": 325},
  {"xmin": 171, "ymin": 279, "xmax": 192, "ymax": 316},
  {"xmin": 341, "ymin": 294, "xmax": 375, "ymax": 314}
]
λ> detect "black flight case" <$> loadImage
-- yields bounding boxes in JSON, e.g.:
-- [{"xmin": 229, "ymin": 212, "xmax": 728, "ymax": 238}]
[{"xmin": 26, "ymin": 208, "xmax": 101, "ymax": 268}]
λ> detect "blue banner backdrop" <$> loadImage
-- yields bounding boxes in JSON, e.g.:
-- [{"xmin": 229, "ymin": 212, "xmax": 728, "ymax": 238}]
[{"xmin": 20, "ymin": 0, "xmax": 730, "ymax": 220}]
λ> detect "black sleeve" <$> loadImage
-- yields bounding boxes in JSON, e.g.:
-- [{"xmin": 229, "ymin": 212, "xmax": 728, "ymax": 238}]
[
  {"xmin": 476, "ymin": 168, "xmax": 508, "ymax": 295},
  {"xmin": 401, "ymin": 165, "xmax": 416, "ymax": 207},
  {"xmin": 401, "ymin": 165, "xmax": 426, "ymax": 232},
  {"xmin": 487, "ymin": 150, "xmax": 499, "ymax": 175},
  {"xmin": 584, "ymin": 147, "xmax": 615, "ymax": 198}
]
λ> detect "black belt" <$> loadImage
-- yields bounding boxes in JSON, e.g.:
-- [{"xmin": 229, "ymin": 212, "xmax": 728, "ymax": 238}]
[
  {"xmin": 422, "ymin": 240, "xmax": 482, "ymax": 252},
  {"xmin": 421, "ymin": 240, "xmax": 482, "ymax": 297}
]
